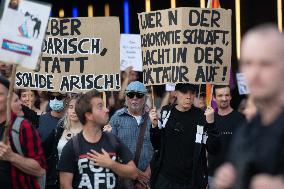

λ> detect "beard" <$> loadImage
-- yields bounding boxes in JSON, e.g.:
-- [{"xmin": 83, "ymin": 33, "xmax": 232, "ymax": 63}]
[
  {"xmin": 130, "ymin": 103, "xmax": 142, "ymax": 111},
  {"xmin": 220, "ymin": 101, "xmax": 229, "ymax": 109},
  {"xmin": 128, "ymin": 102, "xmax": 144, "ymax": 114}
]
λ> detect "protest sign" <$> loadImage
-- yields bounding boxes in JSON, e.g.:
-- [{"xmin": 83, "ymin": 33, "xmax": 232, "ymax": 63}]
[
  {"xmin": 15, "ymin": 17, "xmax": 121, "ymax": 93},
  {"xmin": 0, "ymin": 0, "xmax": 51, "ymax": 70},
  {"xmin": 138, "ymin": 7, "xmax": 231, "ymax": 86},
  {"xmin": 236, "ymin": 73, "xmax": 249, "ymax": 95},
  {"xmin": 165, "ymin": 83, "xmax": 176, "ymax": 91},
  {"xmin": 120, "ymin": 34, "xmax": 143, "ymax": 71}
]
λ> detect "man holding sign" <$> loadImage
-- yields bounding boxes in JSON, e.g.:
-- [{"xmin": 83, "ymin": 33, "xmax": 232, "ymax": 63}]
[{"xmin": 149, "ymin": 83, "xmax": 219, "ymax": 189}]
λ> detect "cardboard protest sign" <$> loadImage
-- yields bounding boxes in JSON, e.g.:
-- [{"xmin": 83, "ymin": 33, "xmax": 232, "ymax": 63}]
[
  {"xmin": 236, "ymin": 73, "xmax": 249, "ymax": 95},
  {"xmin": 120, "ymin": 34, "xmax": 143, "ymax": 71},
  {"xmin": 15, "ymin": 17, "xmax": 121, "ymax": 93},
  {"xmin": 138, "ymin": 7, "xmax": 231, "ymax": 86},
  {"xmin": 0, "ymin": 0, "xmax": 51, "ymax": 70}
]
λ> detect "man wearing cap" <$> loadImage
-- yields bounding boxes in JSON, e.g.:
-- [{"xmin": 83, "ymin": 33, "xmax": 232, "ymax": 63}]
[
  {"xmin": 149, "ymin": 83, "xmax": 220, "ymax": 189},
  {"xmin": 109, "ymin": 81, "xmax": 154, "ymax": 188},
  {"xmin": 0, "ymin": 76, "xmax": 46, "ymax": 189}
]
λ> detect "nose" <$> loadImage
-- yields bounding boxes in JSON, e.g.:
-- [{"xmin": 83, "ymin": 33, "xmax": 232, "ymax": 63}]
[{"xmin": 185, "ymin": 92, "xmax": 191, "ymax": 99}]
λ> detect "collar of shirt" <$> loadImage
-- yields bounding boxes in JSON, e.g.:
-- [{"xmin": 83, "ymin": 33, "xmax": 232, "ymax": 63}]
[{"xmin": 118, "ymin": 107, "xmax": 148, "ymax": 126}]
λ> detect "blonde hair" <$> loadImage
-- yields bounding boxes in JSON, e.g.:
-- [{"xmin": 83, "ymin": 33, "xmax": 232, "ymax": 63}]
[{"xmin": 62, "ymin": 96, "xmax": 80, "ymax": 130}]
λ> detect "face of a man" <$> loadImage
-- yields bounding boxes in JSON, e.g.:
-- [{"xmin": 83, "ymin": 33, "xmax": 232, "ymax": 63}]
[
  {"xmin": 240, "ymin": 32, "xmax": 284, "ymax": 102},
  {"xmin": 126, "ymin": 92, "xmax": 145, "ymax": 114},
  {"xmin": 89, "ymin": 97, "xmax": 109, "ymax": 127},
  {"xmin": 0, "ymin": 84, "xmax": 8, "ymax": 113},
  {"xmin": 214, "ymin": 87, "xmax": 232, "ymax": 110},
  {"xmin": 175, "ymin": 90, "xmax": 195, "ymax": 111}
]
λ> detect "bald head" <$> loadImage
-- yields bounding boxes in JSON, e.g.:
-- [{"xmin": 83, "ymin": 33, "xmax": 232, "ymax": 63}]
[
  {"xmin": 241, "ymin": 24, "xmax": 284, "ymax": 61},
  {"xmin": 240, "ymin": 24, "xmax": 284, "ymax": 103}
]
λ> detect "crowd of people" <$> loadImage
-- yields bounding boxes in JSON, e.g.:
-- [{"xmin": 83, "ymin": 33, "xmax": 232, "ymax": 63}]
[{"xmin": 0, "ymin": 21, "xmax": 283, "ymax": 189}]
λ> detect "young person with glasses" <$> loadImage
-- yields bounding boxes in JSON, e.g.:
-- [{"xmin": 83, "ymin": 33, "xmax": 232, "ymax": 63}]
[{"xmin": 109, "ymin": 81, "xmax": 154, "ymax": 189}]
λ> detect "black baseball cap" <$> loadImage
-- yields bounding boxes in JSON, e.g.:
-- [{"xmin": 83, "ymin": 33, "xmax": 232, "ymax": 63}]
[
  {"xmin": 175, "ymin": 83, "xmax": 197, "ymax": 93},
  {"xmin": 0, "ymin": 75, "xmax": 10, "ymax": 90}
]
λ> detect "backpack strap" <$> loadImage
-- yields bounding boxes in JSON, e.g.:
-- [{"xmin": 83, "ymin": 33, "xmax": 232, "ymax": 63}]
[
  {"xmin": 134, "ymin": 114, "xmax": 148, "ymax": 166},
  {"xmin": 11, "ymin": 117, "xmax": 24, "ymax": 155}
]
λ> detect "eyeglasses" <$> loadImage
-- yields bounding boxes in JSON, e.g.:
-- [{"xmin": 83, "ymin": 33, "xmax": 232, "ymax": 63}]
[
  {"xmin": 49, "ymin": 95, "xmax": 64, "ymax": 100},
  {"xmin": 126, "ymin": 92, "xmax": 145, "ymax": 99}
]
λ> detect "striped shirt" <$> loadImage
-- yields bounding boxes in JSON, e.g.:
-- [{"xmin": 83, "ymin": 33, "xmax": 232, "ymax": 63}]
[
  {"xmin": 9, "ymin": 113, "xmax": 46, "ymax": 189},
  {"xmin": 109, "ymin": 108, "xmax": 153, "ymax": 171}
]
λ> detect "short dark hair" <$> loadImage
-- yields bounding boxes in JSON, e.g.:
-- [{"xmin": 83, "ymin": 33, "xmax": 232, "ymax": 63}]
[
  {"xmin": 75, "ymin": 89, "xmax": 102, "ymax": 125},
  {"xmin": 213, "ymin": 85, "xmax": 230, "ymax": 97},
  {"xmin": 17, "ymin": 89, "xmax": 41, "ymax": 109}
]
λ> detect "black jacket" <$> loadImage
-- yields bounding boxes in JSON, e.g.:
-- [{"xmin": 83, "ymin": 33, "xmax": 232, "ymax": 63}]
[
  {"xmin": 150, "ymin": 105, "xmax": 220, "ymax": 189},
  {"xmin": 42, "ymin": 119, "xmax": 65, "ymax": 187},
  {"xmin": 228, "ymin": 111, "xmax": 284, "ymax": 189}
]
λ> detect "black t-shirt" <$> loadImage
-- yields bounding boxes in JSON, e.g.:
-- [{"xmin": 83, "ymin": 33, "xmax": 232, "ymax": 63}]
[
  {"xmin": 58, "ymin": 132, "xmax": 133, "ymax": 189},
  {"xmin": 229, "ymin": 111, "xmax": 284, "ymax": 189},
  {"xmin": 0, "ymin": 121, "xmax": 12, "ymax": 188},
  {"xmin": 160, "ymin": 106, "xmax": 207, "ymax": 184},
  {"xmin": 208, "ymin": 110, "xmax": 245, "ymax": 176}
]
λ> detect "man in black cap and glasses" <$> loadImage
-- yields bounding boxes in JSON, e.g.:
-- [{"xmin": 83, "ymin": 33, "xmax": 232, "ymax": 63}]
[{"xmin": 149, "ymin": 83, "xmax": 220, "ymax": 189}]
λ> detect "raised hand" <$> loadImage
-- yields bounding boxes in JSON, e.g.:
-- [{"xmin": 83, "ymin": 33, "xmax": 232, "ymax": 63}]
[{"xmin": 149, "ymin": 108, "xmax": 158, "ymax": 128}]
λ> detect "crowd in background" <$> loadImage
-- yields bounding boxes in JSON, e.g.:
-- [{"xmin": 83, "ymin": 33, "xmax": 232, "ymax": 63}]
[{"xmin": 0, "ymin": 23, "xmax": 284, "ymax": 189}]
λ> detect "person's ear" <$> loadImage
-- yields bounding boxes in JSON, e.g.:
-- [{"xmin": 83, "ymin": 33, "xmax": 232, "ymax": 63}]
[
  {"xmin": 85, "ymin": 112, "xmax": 93, "ymax": 122},
  {"xmin": 173, "ymin": 91, "xmax": 178, "ymax": 98}
]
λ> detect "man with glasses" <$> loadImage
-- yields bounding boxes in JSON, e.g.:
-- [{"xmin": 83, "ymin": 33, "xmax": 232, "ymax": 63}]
[
  {"xmin": 38, "ymin": 92, "xmax": 66, "ymax": 143},
  {"xmin": 109, "ymin": 81, "xmax": 154, "ymax": 188}
]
